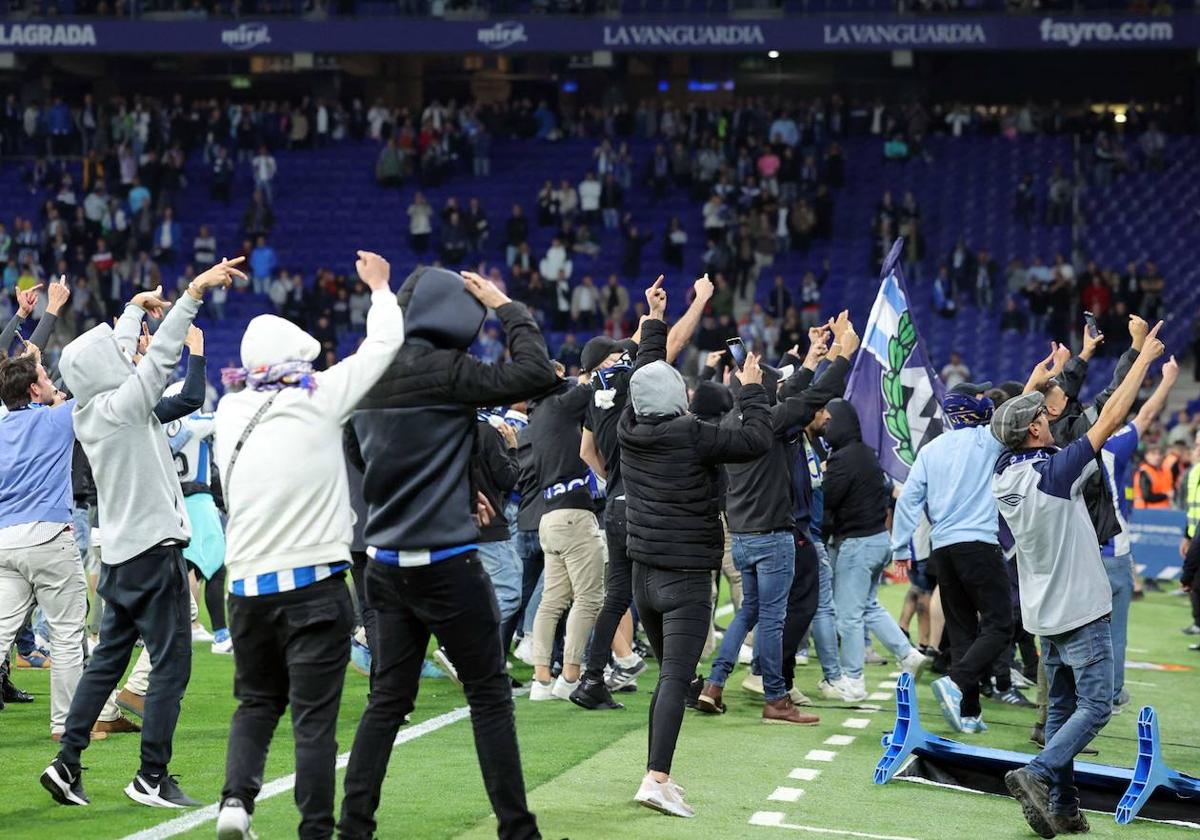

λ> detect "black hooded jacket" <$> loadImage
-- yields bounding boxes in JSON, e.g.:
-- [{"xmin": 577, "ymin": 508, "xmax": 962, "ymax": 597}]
[
  {"xmin": 349, "ymin": 267, "xmax": 557, "ymax": 552},
  {"xmin": 723, "ymin": 357, "xmax": 851, "ymax": 535},
  {"xmin": 472, "ymin": 419, "xmax": 520, "ymax": 543},
  {"xmin": 618, "ymin": 319, "xmax": 773, "ymax": 571},
  {"xmin": 822, "ymin": 398, "xmax": 890, "ymax": 541}
]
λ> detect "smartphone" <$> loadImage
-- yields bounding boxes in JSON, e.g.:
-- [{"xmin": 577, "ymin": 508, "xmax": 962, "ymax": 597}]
[
  {"xmin": 1083, "ymin": 310, "xmax": 1099, "ymax": 339},
  {"xmin": 726, "ymin": 337, "xmax": 748, "ymax": 371}
]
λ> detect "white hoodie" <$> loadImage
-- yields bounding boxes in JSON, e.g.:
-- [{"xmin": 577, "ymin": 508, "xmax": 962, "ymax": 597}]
[{"xmin": 214, "ymin": 289, "xmax": 403, "ymax": 587}]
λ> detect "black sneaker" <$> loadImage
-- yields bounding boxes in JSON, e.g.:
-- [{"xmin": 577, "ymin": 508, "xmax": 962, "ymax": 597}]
[
  {"xmin": 995, "ymin": 688, "xmax": 1036, "ymax": 708},
  {"xmin": 41, "ymin": 758, "xmax": 89, "ymax": 806},
  {"xmin": 124, "ymin": 772, "xmax": 201, "ymax": 808},
  {"xmin": 569, "ymin": 677, "xmax": 624, "ymax": 710},
  {"xmin": 1004, "ymin": 768, "xmax": 1056, "ymax": 839},
  {"xmin": 1052, "ymin": 808, "xmax": 1090, "ymax": 835},
  {"xmin": 684, "ymin": 676, "xmax": 704, "ymax": 710},
  {"xmin": 606, "ymin": 659, "xmax": 646, "ymax": 691}
]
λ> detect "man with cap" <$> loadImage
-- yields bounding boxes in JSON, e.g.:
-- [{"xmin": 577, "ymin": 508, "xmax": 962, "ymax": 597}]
[
  {"xmin": 892, "ymin": 375, "xmax": 1015, "ymax": 733},
  {"xmin": 993, "ymin": 322, "xmax": 1164, "ymax": 838},
  {"xmin": 572, "ymin": 274, "xmax": 715, "ymax": 711}
]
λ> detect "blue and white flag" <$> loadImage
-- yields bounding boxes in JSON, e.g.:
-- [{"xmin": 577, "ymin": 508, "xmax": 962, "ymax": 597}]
[{"xmin": 844, "ymin": 238, "xmax": 945, "ymax": 483}]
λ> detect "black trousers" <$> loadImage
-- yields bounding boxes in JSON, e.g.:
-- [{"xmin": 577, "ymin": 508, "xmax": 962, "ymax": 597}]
[
  {"xmin": 339, "ymin": 554, "xmax": 540, "ymax": 840},
  {"xmin": 584, "ymin": 499, "xmax": 632, "ymax": 683},
  {"xmin": 59, "ymin": 545, "xmax": 192, "ymax": 777},
  {"xmin": 934, "ymin": 542, "xmax": 1014, "ymax": 718},
  {"xmin": 223, "ymin": 575, "xmax": 353, "ymax": 839},
  {"xmin": 633, "ymin": 563, "xmax": 711, "ymax": 775},
  {"xmin": 186, "ymin": 559, "xmax": 228, "ymax": 634},
  {"xmin": 781, "ymin": 535, "xmax": 820, "ymax": 692},
  {"xmin": 504, "ymin": 529, "xmax": 544, "ymax": 652}
]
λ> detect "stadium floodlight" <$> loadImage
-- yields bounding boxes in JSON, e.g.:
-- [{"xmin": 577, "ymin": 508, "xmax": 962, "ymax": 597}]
[{"xmin": 767, "ymin": 49, "xmax": 780, "ymax": 59}]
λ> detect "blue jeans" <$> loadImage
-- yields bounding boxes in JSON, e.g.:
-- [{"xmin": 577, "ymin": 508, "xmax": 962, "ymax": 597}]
[
  {"xmin": 829, "ymin": 531, "xmax": 913, "ymax": 679},
  {"xmin": 72, "ymin": 506, "xmax": 92, "ymax": 567},
  {"xmin": 1028, "ymin": 617, "xmax": 1114, "ymax": 815},
  {"xmin": 1103, "ymin": 553, "xmax": 1133, "ymax": 700},
  {"xmin": 707, "ymin": 531, "xmax": 795, "ymax": 701},
  {"xmin": 477, "ymin": 539, "xmax": 522, "ymax": 625},
  {"xmin": 513, "ymin": 528, "xmax": 545, "ymax": 637},
  {"xmin": 810, "ymin": 540, "xmax": 842, "ymax": 681}
]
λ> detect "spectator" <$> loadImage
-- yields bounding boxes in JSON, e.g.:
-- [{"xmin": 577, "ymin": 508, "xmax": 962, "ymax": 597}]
[
  {"xmin": 1014, "ymin": 173, "xmax": 1035, "ymax": 229},
  {"xmin": 440, "ymin": 212, "xmax": 470, "ymax": 265},
  {"xmin": 407, "ymin": 193, "xmax": 433, "ymax": 253},
  {"xmin": 268, "ymin": 272, "xmax": 291, "ymax": 313},
  {"xmin": 578, "ymin": 172, "xmax": 601, "ymax": 228},
  {"xmin": 601, "ymin": 274, "xmax": 630, "ymax": 328},
  {"xmin": 242, "ymin": 190, "xmax": 274, "ymax": 239},
  {"xmin": 663, "ymin": 217, "xmax": 687, "ymax": 269},
  {"xmin": 1045, "ymin": 166, "xmax": 1072, "ymax": 226},
  {"xmin": 251, "ymin": 145, "xmax": 277, "ymax": 205},
  {"xmin": 933, "ymin": 267, "xmax": 956, "ymax": 319},
  {"xmin": 127, "ymin": 177, "xmax": 151, "ymax": 216},
  {"xmin": 557, "ymin": 332, "xmax": 582, "ymax": 373},
  {"xmin": 570, "ymin": 275, "xmax": 601, "ymax": 331},
  {"xmin": 621, "ymin": 221, "xmax": 653, "ymax": 280},
  {"xmin": 505, "ymin": 204, "xmax": 529, "ymax": 266},
  {"xmin": 466, "ymin": 198, "xmax": 489, "ymax": 254},
  {"xmin": 152, "ymin": 208, "xmax": 181, "ymax": 264},
  {"xmin": 975, "ymin": 249, "xmax": 996, "ymax": 312},
  {"xmin": 941, "ymin": 352, "xmax": 971, "ymax": 390},
  {"xmin": 348, "ymin": 281, "xmax": 371, "ymax": 329},
  {"xmin": 765, "ymin": 274, "xmax": 792, "ymax": 321},
  {"xmin": 249, "ymin": 236, "xmax": 277, "ymax": 296},
  {"xmin": 536, "ymin": 181, "xmax": 558, "ymax": 227},
  {"xmin": 1001, "ymin": 297, "xmax": 1026, "ymax": 333},
  {"xmin": 1140, "ymin": 121, "xmax": 1166, "ymax": 172},
  {"xmin": 210, "ymin": 146, "xmax": 234, "ymax": 204},
  {"xmin": 1140, "ymin": 262, "xmax": 1165, "ymax": 322},
  {"xmin": 600, "ymin": 173, "xmax": 623, "ymax": 231},
  {"xmin": 375, "ymin": 139, "xmax": 404, "ymax": 188},
  {"xmin": 556, "ymin": 179, "xmax": 579, "ymax": 223},
  {"xmin": 472, "ymin": 124, "xmax": 491, "ymax": 177},
  {"xmin": 702, "ymin": 194, "xmax": 726, "ymax": 234},
  {"xmin": 132, "ymin": 251, "xmax": 161, "ymax": 291},
  {"xmin": 572, "ymin": 225, "xmax": 601, "ymax": 259},
  {"xmin": 538, "ymin": 237, "xmax": 573, "ymax": 286},
  {"xmin": 193, "ymin": 224, "xmax": 217, "ymax": 267}
]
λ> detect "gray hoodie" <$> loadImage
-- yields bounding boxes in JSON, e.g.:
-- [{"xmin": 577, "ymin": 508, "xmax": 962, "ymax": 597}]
[
  {"xmin": 59, "ymin": 294, "xmax": 199, "ymax": 565},
  {"xmin": 629, "ymin": 359, "xmax": 688, "ymax": 418}
]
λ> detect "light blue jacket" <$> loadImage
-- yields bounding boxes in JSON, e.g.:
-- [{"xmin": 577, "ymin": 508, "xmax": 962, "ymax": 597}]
[{"xmin": 891, "ymin": 424, "xmax": 1005, "ymax": 560}]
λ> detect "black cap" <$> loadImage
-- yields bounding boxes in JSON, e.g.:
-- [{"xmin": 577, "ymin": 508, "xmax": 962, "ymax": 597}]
[
  {"xmin": 948, "ymin": 380, "xmax": 993, "ymax": 397},
  {"xmin": 581, "ymin": 336, "xmax": 636, "ymax": 373}
]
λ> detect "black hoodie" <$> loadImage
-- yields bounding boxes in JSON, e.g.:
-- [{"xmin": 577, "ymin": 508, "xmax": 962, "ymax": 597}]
[
  {"xmin": 822, "ymin": 398, "xmax": 890, "ymax": 541},
  {"xmin": 349, "ymin": 267, "xmax": 558, "ymax": 552}
]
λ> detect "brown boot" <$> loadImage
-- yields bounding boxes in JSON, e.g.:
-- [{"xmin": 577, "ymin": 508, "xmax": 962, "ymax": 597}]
[
  {"xmin": 93, "ymin": 713, "xmax": 142, "ymax": 734},
  {"xmin": 51, "ymin": 730, "xmax": 108, "ymax": 742},
  {"xmin": 115, "ymin": 688, "xmax": 145, "ymax": 719},
  {"xmin": 763, "ymin": 696, "xmax": 820, "ymax": 725},
  {"xmin": 696, "ymin": 682, "xmax": 726, "ymax": 715}
]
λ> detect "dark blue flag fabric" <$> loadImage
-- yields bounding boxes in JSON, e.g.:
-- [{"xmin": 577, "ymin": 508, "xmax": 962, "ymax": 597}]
[{"xmin": 844, "ymin": 238, "xmax": 945, "ymax": 483}]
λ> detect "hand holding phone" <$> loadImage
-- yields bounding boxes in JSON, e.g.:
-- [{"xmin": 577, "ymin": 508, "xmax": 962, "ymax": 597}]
[{"xmin": 726, "ymin": 337, "xmax": 747, "ymax": 371}]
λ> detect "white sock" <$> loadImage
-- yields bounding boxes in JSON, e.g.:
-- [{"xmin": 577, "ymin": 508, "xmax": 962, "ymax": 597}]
[
  {"xmin": 558, "ymin": 676, "xmax": 579, "ymax": 688},
  {"xmin": 615, "ymin": 653, "xmax": 640, "ymax": 669}
]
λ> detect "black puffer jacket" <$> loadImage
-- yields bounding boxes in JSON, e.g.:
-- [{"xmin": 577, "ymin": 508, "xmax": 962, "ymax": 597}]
[
  {"xmin": 822, "ymin": 398, "xmax": 890, "ymax": 541},
  {"xmin": 618, "ymin": 319, "xmax": 773, "ymax": 571},
  {"xmin": 350, "ymin": 267, "xmax": 557, "ymax": 551}
]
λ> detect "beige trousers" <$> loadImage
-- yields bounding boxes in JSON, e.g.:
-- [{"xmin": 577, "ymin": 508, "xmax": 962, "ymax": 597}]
[{"xmin": 532, "ymin": 508, "xmax": 606, "ymax": 669}]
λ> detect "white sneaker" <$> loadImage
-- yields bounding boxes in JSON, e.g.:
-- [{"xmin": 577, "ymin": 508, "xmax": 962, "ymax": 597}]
[
  {"xmin": 835, "ymin": 676, "xmax": 868, "ymax": 703},
  {"xmin": 738, "ymin": 644, "xmax": 754, "ymax": 665},
  {"xmin": 789, "ymin": 687, "xmax": 812, "ymax": 706},
  {"xmin": 551, "ymin": 676, "xmax": 578, "ymax": 701},
  {"xmin": 634, "ymin": 774, "xmax": 695, "ymax": 818},
  {"xmin": 529, "ymin": 679, "xmax": 557, "ymax": 702},
  {"xmin": 741, "ymin": 673, "xmax": 764, "ymax": 696},
  {"xmin": 796, "ymin": 650, "xmax": 809, "ymax": 666},
  {"xmin": 216, "ymin": 797, "xmax": 257, "ymax": 839},
  {"xmin": 900, "ymin": 649, "xmax": 929, "ymax": 681},
  {"xmin": 191, "ymin": 625, "xmax": 214, "ymax": 643},
  {"xmin": 514, "ymin": 637, "xmax": 535, "ymax": 666},
  {"xmin": 817, "ymin": 678, "xmax": 845, "ymax": 700}
]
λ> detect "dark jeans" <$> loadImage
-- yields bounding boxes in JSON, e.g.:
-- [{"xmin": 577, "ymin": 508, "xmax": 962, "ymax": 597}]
[
  {"xmin": 58, "ymin": 545, "xmax": 192, "ymax": 777},
  {"xmin": 781, "ymin": 535, "xmax": 820, "ymax": 692},
  {"xmin": 1028, "ymin": 617, "xmax": 1114, "ymax": 815},
  {"xmin": 934, "ymin": 542, "xmax": 1013, "ymax": 717},
  {"xmin": 339, "ymin": 554, "xmax": 540, "ymax": 840},
  {"xmin": 349, "ymin": 551, "xmax": 377, "ymax": 649},
  {"xmin": 633, "ymin": 562, "xmax": 711, "ymax": 775},
  {"xmin": 584, "ymin": 499, "xmax": 631, "ymax": 683},
  {"xmin": 223, "ymin": 575, "xmax": 353, "ymax": 839},
  {"xmin": 505, "ymin": 528, "xmax": 544, "ymax": 652}
]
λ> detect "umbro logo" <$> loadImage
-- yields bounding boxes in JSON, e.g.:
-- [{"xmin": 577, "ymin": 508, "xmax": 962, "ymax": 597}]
[{"xmin": 997, "ymin": 493, "xmax": 1024, "ymax": 506}]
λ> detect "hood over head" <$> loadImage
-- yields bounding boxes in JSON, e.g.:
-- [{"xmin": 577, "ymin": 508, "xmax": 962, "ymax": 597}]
[
  {"xmin": 240, "ymin": 314, "xmax": 320, "ymax": 370},
  {"xmin": 689, "ymin": 380, "xmax": 733, "ymax": 420},
  {"xmin": 60, "ymin": 323, "xmax": 135, "ymax": 404},
  {"xmin": 823, "ymin": 398, "xmax": 863, "ymax": 450},
  {"xmin": 396, "ymin": 266, "xmax": 486, "ymax": 350},
  {"xmin": 630, "ymin": 360, "xmax": 688, "ymax": 418}
]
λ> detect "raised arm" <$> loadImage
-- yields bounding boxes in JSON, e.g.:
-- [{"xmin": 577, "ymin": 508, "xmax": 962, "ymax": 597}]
[
  {"xmin": 1092, "ymin": 316, "xmax": 1148, "ymax": 415},
  {"xmin": 1023, "ymin": 341, "xmax": 1070, "ymax": 394},
  {"xmin": 665, "ymin": 274, "xmax": 712, "ymax": 364},
  {"xmin": 1131, "ymin": 355, "xmax": 1178, "ymax": 436},
  {"xmin": 448, "ymin": 271, "xmax": 557, "ymax": 406},
  {"xmin": 29, "ymin": 278, "xmax": 70, "ymax": 353},
  {"xmin": 314, "ymin": 252, "xmax": 405, "ymax": 423},
  {"xmin": 154, "ymin": 333, "xmax": 207, "ymax": 423},
  {"xmin": 1, "ymin": 285, "xmax": 40, "ymax": 355},
  {"xmin": 632, "ymin": 278, "xmax": 668, "ymax": 371},
  {"xmin": 1086, "ymin": 321, "xmax": 1165, "ymax": 453}
]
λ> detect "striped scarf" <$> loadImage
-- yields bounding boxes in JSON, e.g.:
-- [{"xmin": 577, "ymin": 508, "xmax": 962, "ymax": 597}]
[{"xmin": 221, "ymin": 360, "xmax": 317, "ymax": 393}]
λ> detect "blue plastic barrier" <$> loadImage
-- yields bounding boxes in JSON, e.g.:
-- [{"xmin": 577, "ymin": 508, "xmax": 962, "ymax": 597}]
[{"xmin": 1115, "ymin": 706, "xmax": 1200, "ymax": 824}]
